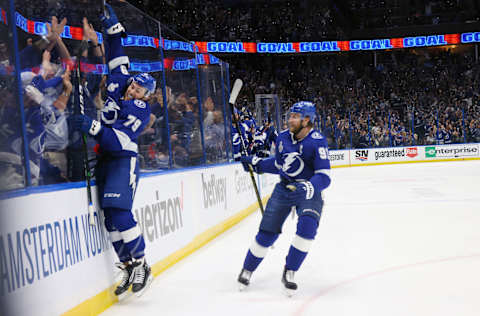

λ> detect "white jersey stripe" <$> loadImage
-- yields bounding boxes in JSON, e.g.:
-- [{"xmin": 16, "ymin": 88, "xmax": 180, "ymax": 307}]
[
  {"xmin": 112, "ymin": 128, "xmax": 138, "ymax": 153},
  {"xmin": 249, "ymin": 238, "xmax": 269, "ymax": 258},
  {"xmin": 121, "ymin": 225, "xmax": 141, "ymax": 243},
  {"xmin": 108, "ymin": 56, "xmax": 130, "ymax": 71},
  {"xmin": 291, "ymin": 234, "xmax": 314, "ymax": 253},
  {"xmin": 109, "ymin": 230, "xmax": 122, "ymax": 242}
]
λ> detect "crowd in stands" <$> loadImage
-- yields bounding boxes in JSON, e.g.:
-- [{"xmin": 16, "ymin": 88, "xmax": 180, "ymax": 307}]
[
  {"xmin": 143, "ymin": 0, "xmax": 345, "ymax": 42},
  {"xmin": 1, "ymin": 0, "xmax": 480, "ymax": 192},
  {"xmin": 227, "ymin": 48, "xmax": 480, "ymax": 149},
  {"xmin": 0, "ymin": 5, "xmax": 232, "ymax": 191},
  {"xmin": 348, "ymin": 0, "xmax": 479, "ymax": 30}
]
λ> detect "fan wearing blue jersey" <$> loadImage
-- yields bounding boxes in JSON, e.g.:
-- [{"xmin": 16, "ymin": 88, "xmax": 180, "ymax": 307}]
[
  {"xmin": 237, "ymin": 101, "xmax": 331, "ymax": 296},
  {"xmin": 68, "ymin": 4, "xmax": 154, "ymax": 298},
  {"xmin": 232, "ymin": 108, "xmax": 249, "ymax": 161}
]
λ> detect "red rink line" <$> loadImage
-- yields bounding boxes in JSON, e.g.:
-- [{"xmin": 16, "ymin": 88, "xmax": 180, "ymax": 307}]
[{"xmin": 293, "ymin": 253, "xmax": 480, "ymax": 316}]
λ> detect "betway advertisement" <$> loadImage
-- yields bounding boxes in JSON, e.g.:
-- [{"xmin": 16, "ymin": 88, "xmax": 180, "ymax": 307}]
[{"xmin": 196, "ymin": 164, "xmax": 271, "ymax": 232}]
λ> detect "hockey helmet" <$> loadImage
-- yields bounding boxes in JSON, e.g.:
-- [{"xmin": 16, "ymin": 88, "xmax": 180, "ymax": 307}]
[
  {"xmin": 289, "ymin": 101, "xmax": 317, "ymax": 123},
  {"xmin": 129, "ymin": 73, "xmax": 156, "ymax": 97}
]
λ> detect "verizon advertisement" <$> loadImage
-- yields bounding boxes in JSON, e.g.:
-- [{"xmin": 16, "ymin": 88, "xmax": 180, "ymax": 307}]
[{"xmin": 132, "ymin": 173, "xmax": 195, "ymax": 265}]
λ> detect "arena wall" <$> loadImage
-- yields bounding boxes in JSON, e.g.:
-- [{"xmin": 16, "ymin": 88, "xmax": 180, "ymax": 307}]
[
  {"xmin": 329, "ymin": 143, "xmax": 480, "ymax": 167},
  {"xmin": 1, "ymin": 144, "xmax": 478, "ymax": 315}
]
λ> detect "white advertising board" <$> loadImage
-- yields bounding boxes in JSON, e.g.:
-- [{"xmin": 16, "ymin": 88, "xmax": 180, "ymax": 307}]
[
  {"xmin": 328, "ymin": 150, "xmax": 350, "ymax": 167},
  {"xmin": 349, "ymin": 143, "xmax": 479, "ymax": 166},
  {"xmin": 1, "ymin": 142, "xmax": 477, "ymax": 315},
  {"xmin": 0, "ymin": 163, "xmax": 273, "ymax": 316},
  {"xmin": 0, "ymin": 187, "xmax": 116, "ymax": 316}
]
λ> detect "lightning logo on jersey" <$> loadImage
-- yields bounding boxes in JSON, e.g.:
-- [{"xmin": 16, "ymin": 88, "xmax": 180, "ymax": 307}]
[
  {"xmin": 275, "ymin": 129, "xmax": 330, "ymax": 182},
  {"xmin": 282, "ymin": 152, "xmax": 305, "ymax": 177}
]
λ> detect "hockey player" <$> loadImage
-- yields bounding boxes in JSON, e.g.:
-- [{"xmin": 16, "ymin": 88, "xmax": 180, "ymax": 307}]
[
  {"xmin": 254, "ymin": 116, "xmax": 277, "ymax": 157},
  {"xmin": 264, "ymin": 115, "xmax": 278, "ymax": 148},
  {"xmin": 237, "ymin": 101, "xmax": 331, "ymax": 296},
  {"xmin": 251, "ymin": 124, "xmax": 269, "ymax": 158},
  {"xmin": 232, "ymin": 108, "xmax": 248, "ymax": 161},
  {"xmin": 68, "ymin": 4, "xmax": 154, "ymax": 298}
]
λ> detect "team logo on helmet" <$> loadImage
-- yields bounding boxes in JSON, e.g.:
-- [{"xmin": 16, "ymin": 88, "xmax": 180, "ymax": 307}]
[
  {"xmin": 134, "ymin": 100, "xmax": 146, "ymax": 108},
  {"xmin": 282, "ymin": 152, "xmax": 304, "ymax": 177}
]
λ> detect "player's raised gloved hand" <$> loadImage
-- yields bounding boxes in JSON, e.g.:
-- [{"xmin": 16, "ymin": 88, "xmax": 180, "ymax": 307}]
[
  {"xmin": 100, "ymin": 3, "xmax": 125, "ymax": 35},
  {"xmin": 286, "ymin": 181, "xmax": 314, "ymax": 200},
  {"xmin": 68, "ymin": 114, "xmax": 102, "ymax": 136},
  {"xmin": 240, "ymin": 155, "xmax": 262, "ymax": 173}
]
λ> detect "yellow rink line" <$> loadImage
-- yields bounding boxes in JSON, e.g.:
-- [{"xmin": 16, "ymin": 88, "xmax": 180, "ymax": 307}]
[{"xmin": 63, "ymin": 196, "xmax": 269, "ymax": 316}]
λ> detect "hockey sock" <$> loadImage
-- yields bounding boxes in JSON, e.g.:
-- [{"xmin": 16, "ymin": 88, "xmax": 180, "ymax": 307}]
[
  {"xmin": 243, "ymin": 230, "xmax": 278, "ymax": 272},
  {"xmin": 108, "ymin": 207, "xmax": 146, "ymax": 259},
  {"xmin": 285, "ymin": 215, "xmax": 318, "ymax": 271},
  {"xmin": 112, "ymin": 233, "xmax": 131, "ymax": 262},
  {"xmin": 104, "ymin": 208, "xmax": 131, "ymax": 262}
]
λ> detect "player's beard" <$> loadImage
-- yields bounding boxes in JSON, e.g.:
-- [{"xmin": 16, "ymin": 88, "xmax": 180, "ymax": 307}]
[{"xmin": 289, "ymin": 121, "xmax": 303, "ymax": 137}]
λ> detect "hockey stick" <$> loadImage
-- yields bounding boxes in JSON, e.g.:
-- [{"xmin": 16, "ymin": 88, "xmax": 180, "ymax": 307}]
[
  {"xmin": 229, "ymin": 79, "xmax": 265, "ymax": 214},
  {"xmin": 72, "ymin": 44, "xmax": 95, "ymax": 226}
]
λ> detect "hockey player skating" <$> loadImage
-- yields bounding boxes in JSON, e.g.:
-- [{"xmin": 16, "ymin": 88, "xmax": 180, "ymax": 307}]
[
  {"xmin": 69, "ymin": 4, "xmax": 154, "ymax": 298},
  {"xmin": 237, "ymin": 101, "xmax": 331, "ymax": 296}
]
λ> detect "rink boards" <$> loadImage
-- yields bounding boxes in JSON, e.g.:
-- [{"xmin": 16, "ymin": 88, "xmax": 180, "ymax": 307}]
[
  {"xmin": 0, "ymin": 164, "xmax": 276, "ymax": 316},
  {"xmin": 0, "ymin": 143, "xmax": 479, "ymax": 316},
  {"xmin": 328, "ymin": 143, "xmax": 480, "ymax": 167}
]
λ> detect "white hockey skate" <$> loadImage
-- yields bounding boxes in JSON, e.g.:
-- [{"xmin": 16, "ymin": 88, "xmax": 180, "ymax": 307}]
[
  {"xmin": 131, "ymin": 257, "xmax": 153, "ymax": 297},
  {"xmin": 281, "ymin": 267, "xmax": 298, "ymax": 297},
  {"xmin": 237, "ymin": 268, "xmax": 252, "ymax": 291}
]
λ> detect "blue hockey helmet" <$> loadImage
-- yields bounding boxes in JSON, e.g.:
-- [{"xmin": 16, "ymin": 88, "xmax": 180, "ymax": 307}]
[
  {"xmin": 290, "ymin": 101, "xmax": 317, "ymax": 123},
  {"xmin": 130, "ymin": 73, "xmax": 156, "ymax": 97}
]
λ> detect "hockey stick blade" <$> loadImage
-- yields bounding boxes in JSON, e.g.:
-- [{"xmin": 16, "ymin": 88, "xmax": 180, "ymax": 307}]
[{"xmin": 229, "ymin": 79, "xmax": 243, "ymax": 105}]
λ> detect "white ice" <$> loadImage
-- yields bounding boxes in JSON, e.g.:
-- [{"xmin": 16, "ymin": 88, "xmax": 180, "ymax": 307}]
[{"xmin": 101, "ymin": 160, "xmax": 480, "ymax": 316}]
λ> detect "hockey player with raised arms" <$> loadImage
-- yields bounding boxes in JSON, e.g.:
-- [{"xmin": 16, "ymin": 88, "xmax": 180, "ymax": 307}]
[
  {"xmin": 68, "ymin": 4, "xmax": 155, "ymax": 298},
  {"xmin": 237, "ymin": 101, "xmax": 331, "ymax": 296}
]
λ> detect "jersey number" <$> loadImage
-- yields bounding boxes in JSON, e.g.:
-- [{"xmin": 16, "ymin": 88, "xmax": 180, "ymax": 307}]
[
  {"xmin": 318, "ymin": 147, "xmax": 328, "ymax": 159},
  {"xmin": 123, "ymin": 115, "xmax": 142, "ymax": 132}
]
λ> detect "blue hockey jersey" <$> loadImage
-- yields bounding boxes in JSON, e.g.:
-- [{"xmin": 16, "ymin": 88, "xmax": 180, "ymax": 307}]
[
  {"xmin": 96, "ymin": 34, "xmax": 151, "ymax": 157},
  {"xmin": 232, "ymin": 122, "xmax": 249, "ymax": 160},
  {"xmin": 256, "ymin": 128, "xmax": 331, "ymax": 192}
]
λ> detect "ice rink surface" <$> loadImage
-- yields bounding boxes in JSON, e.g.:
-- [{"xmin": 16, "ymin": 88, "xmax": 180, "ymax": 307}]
[{"xmin": 101, "ymin": 160, "xmax": 480, "ymax": 316}]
